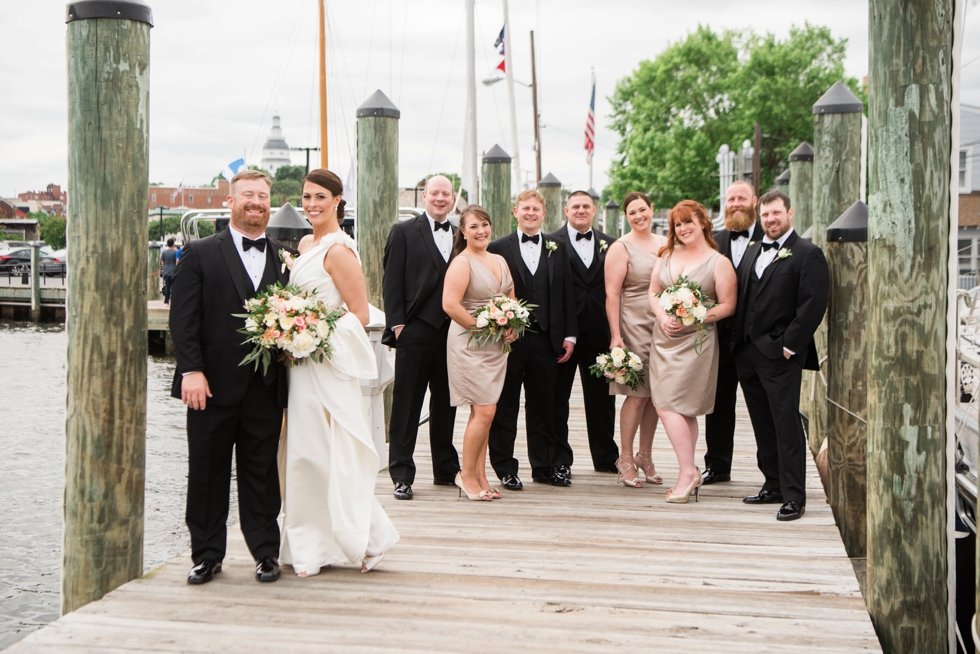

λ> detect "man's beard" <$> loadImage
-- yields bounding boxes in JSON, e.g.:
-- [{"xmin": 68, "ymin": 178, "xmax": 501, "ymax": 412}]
[
  {"xmin": 231, "ymin": 202, "xmax": 270, "ymax": 230},
  {"xmin": 725, "ymin": 205, "xmax": 756, "ymax": 232}
]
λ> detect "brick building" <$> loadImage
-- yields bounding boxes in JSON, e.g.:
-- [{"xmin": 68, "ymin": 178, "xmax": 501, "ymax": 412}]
[
  {"xmin": 148, "ymin": 180, "xmax": 231, "ymax": 211},
  {"xmin": 17, "ymin": 184, "xmax": 67, "ymax": 216},
  {"xmin": 0, "ymin": 198, "xmax": 27, "ymax": 219}
]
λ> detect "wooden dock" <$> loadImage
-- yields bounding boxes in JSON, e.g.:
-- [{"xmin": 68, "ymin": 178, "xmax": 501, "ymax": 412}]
[{"xmin": 10, "ymin": 384, "xmax": 880, "ymax": 652}]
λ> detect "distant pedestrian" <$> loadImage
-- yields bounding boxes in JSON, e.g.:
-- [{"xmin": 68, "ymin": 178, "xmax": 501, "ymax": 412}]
[{"xmin": 161, "ymin": 238, "xmax": 178, "ymax": 304}]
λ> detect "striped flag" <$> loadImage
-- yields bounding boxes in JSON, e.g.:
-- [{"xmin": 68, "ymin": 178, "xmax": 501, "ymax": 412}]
[
  {"xmin": 170, "ymin": 181, "xmax": 183, "ymax": 203},
  {"xmin": 494, "ymin": 25, "xmax": 506, "ymax": 72},
  {"xmin": 584, "ymin": 73, "xmax": 596, "ymax": 165}
]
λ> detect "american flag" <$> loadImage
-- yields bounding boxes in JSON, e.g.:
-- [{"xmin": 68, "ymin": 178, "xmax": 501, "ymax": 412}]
[
  {"xmin": 170, "ymin": 181, "xmax": 183, "ymax": 203},
  {"xmin": 584, "ymin": 73, "xmax": 596, "ymax": 165},
  {"xmin": 494, "ymin": 25, "xmax": 506, "ymax": 72}
]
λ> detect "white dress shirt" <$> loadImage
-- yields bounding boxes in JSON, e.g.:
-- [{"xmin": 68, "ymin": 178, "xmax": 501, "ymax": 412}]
[
  {"xmin": 753, "ymin": 228, "xmax": 794, "ymax": 279},
  {"xmin": 428, "ymin": 214, "xmax": 452, "ymax": 262},
  {"xmin": 730, "ymin": 231, "xmax": 751, "ymax": 269},
  {"xmin": 518, "ymin": 228, "xmax": 542, "ymax": 274},
  {"xmin": 567, "ymin": 224, "xmax": 594, "ymax": 268},
  {"xmin": 228, "ymin": 224, "xmax": 268, "ymax": 291}
]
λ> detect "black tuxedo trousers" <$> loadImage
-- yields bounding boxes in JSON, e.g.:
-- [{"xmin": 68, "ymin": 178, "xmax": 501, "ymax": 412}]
[{"xmin": 554, "ymin": 336, "xmax": 618, "ymax": 470}]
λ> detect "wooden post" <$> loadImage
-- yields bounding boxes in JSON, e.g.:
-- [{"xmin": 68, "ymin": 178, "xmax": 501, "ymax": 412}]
[
  {"xmin": 481, "ymin": 144, "xmax": 512, "ymax": 240},
  {"xmin": 147, "ymin": 243, "xmax": 162, "ymax": 302},
  {"xmin": 788, "ymin": 142, "xmax": 814, "ymax": 234},
  {"xmin": 806, "ymin": 83, "xmax": 863, "ymax": 455},
  {"xmin": 867, "ymin": 0, "xmax": 955, "ymax": 649},
  {"xmin": 64, "ymin": 0, "xmax": 152, "ymax": 615},
  {"xmin": 538, "ymin": 172, "xmax": 562, "ymax": 233},
  {"xmin": 825, "ymin": 201, "xmax": 868, "ymax": 559},
  {"xmin": 30, "ymin": 243, "xmax": 42, "ymax": 322},
  {"xmin": 604, "ymin": 199, "xmax": 620, "ymax": 237},
  {"xmin": 774, "ymin": 169, "xmax": 790, "ymax": 197},
  {"xmin": 752, "ymin": 122, "xmax": 762, "ymax": 197}
]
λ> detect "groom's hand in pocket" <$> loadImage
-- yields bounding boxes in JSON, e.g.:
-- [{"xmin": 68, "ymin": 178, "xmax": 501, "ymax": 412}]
[{"xmin": 182, "ymin": 371, "xmax": 213, "ymax": 410}]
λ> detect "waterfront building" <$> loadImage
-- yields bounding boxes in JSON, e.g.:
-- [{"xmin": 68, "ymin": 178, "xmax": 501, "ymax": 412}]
[{"xmin": 260, "ymin": 114, "xmax": 292, "ymax": 176}]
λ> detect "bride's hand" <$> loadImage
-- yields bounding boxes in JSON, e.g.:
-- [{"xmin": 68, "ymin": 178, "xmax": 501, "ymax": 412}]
[{"xmin": 503, "ymin": 327, "xmax": 517, "ymax": 344}]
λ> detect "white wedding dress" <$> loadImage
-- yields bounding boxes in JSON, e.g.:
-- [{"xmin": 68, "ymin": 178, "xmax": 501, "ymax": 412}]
[{"xmin": 279, "ymin": 231, "xmax": 399, "ymax": 576}]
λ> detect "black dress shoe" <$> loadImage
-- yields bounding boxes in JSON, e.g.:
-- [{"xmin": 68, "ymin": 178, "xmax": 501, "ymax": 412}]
[
  {"xmin": 393, "ymin": 481, "xmax": 413, "ymax": 500},
  {"xmin": 532, "ymin": 469, "xmax": 571, "ymax": 486},
  {"xmin": 594, "ymin": 464, "xmax": 619, "ymax": 473},
  {"xmin": 701, "ymin": 469, "xmax": 732, "ymax": 485},
  {"xmin": 777, "ymin": 501, "xmax": 805, "ymax": 521},
  {"xmin": 555, "ymin": 464, "xmax": 571, "ymax": 479},
  {"xmin": 743, "ymin": 489, "xmax": 783, "ymax": 504},
  {"xmin": 500, "ymin": 474, "xmax": 523, "ymax": 491},
  {"xmin": 432, "ymin": 477, "xmax": 457, "ymax": 486},
  {"xmin": 255, "ymin": 556, "xmax": 281, "ymax": 582},
  {"xmin": 187, "ymin": 559, "xmax": 221, "ymax": 585}
]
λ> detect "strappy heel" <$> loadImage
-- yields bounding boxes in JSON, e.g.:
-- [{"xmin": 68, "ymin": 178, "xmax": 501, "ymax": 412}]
[
  {"xmin": 455, "ymin": 473, "xmax": 493, "ymax": 501},
  {"xmin": 616, "ymin": 456, "xmax": 644, "ymax": 488},
  {"xmin": 634, "ymin": 451, "xmax": 663, "ymax": 485},
  {"xmin": 666, "ymin": 468, "xmax": 702, "ymax": 504}
]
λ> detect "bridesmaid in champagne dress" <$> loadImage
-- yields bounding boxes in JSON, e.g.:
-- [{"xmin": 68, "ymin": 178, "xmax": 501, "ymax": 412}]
[
  {"xmin": 443, "ymin": 206, "xmax": 517, "ymax": 501},
  {"xmin": 604, "ymin": 192, "xmax": 668, "ymax": 488},
  {"xmin": 649, "ymin": 200, "xmax": 736, "ymax": 504}
]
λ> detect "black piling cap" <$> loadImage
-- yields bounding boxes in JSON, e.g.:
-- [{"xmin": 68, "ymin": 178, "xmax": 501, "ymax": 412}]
[
  {"xmin": 265, "ymin": 203, "xmax": 313, "ymax": 242},
  {"xmin": 605, "ymin": 199, "xmax": 620, "ymax": 210},
  {"xmin": 826, "ymin": 200, "xmax": 868, "ymax": 243},
  {"xmin": 538, "ymin": 173, "xmax": 561, "ymax": 188},
  {"xmin": 774, "ymin": 169, "xmax": 791, "ymax": 185},
  {"xmin": 66, "ymin": 0, "xmax": 153, "ymax": 25},
  {"xmin": 587, "ymin": 188, "xmax": 601, "ymax": 201},
  {"xmin": 356, "ymin": 90, "xmax": 400, "ymax": 119},
  {"xmin": 789, "ymin": 142, "xmax": 814, "ymax": 162},
  {"xmin": 813, "ymin": 81, "xmax": 863, "ymax": 115},
  {"xmin": 801, "ymin": 226, "xmax": 813, "ymax": 241},
  {"xmin": 482, "ymin": 144, "xmax": 511, "ymax": 164}
]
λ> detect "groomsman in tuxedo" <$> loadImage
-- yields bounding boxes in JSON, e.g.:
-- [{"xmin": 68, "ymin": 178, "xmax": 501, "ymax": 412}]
[
  {"xmin": 732, "ymin": 190, "xmax": 828, "ymax": 522},
  {"xmin": 702, "ymin": 180, "xmax": 764, "ymax": 486},
  {"xmin": 169, "ymin": 170, "xmax": 292, "ymax": 584},
  {"xmin": 488, "ymin": 190, "xmax": 578, "ymax": 489},
  {"xmin": 548, "ymin": 191, "xmax": 618, "ymax": 475},
  {"xmin": 382, "ymin": 175, "xmax": 461, "ymax": 500}
]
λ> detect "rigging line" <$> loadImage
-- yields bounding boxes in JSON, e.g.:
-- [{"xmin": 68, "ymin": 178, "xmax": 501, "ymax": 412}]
[
  {"xmin": 388, "ymin": 0, "xmax": 393, "ymax": 98},
  {"xmin": 362, "ymin": 0, "xmax": 379, "ymax": 101},
  {"xmin": 473, "ymin": 3, "xmax": 507, "ymax": 145},
  {"xmin": 426, "ymin": 8, "xmax": 466, "ymax": 175},
  {"xmin": 545, "ymin": 124, "xmax": 617, "ymax": 152},
  {"xmin": 397, "ymin": 0, "xmax": 409, "ymax": 105},
  {"xmin": 307, "ymin": 4, "xmax": 319, "ymax": 151},
  {"xmin": 325, "ymin": 1, "xmax": 359, "ymax": 162},
  {"xmin": 326, "ymin": 13, "xmax": 355, "ymax": 169}
]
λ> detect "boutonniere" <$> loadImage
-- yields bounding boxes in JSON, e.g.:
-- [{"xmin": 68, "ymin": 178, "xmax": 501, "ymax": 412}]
[
  {"xmin": 748, "ymin": 240, "xmax": 755, "ymax": 247},
  {"xmin": 279, "ymin": 249, "xmax": 295, "ymax": 274},
  {"xmin": 777, "ymin": 248, "xmax": 792, "ymax": 260},
  {"xmin": 545, "ymin": 240, "xmax": 558, "ymax": 257},
  {"xmin": 599, "ymin": 240, "xmax": 609, "ymax": 253}
]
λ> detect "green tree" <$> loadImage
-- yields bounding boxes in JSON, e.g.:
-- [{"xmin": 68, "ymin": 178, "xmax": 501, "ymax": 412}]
[
  {"xmin": 148, "ymin": 215, "xmax": 183, "ymax": 241},
  {"xmin": 270, "ymin": 178, "xmax": 302, "ymax": 206},
  {"xmin": 41, "ymin": 216, "xmax": 67, "ymax": 249},
  {"xmin": 275, "ymin": 165, "xmax": 307, "ymax": 182}
]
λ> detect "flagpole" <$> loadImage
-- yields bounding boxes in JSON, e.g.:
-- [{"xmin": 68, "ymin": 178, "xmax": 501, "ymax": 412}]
[
  {"xmin": 501, "ymin": 0, "xmax": 521, "ymax": 191},
  {"xmin": 319, "ymin": 0, "xmax": 329, "ymax": 169},
  {"xmin": 462, "ymin": 0, "xmax": 477, "ymax": 206},
  {"xmin": 589, "ymin": 68, "xmax": 595, "ymax": 191}
]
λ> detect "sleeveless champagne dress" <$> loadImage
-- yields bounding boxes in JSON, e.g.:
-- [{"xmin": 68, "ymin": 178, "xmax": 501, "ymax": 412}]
[{"xmin": 610, "ymin": 239, "xmax": 659, "ymax": 398}]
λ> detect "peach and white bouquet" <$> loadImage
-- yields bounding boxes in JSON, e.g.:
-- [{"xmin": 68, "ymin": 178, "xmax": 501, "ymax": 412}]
[
  {"xmin": 469, "ymin": 296, "xmax": 534, "ymax": 354},
  {"xmin": 235, "ymin": 283, "xmax": 345, "ymax": 373},
  {"xmin": 657, "ymin": 275, "xmax": 715, "ymax": 355},
  {"xmin": 590, "ymin": 346, "xmax": 646, "ymax": 391}
]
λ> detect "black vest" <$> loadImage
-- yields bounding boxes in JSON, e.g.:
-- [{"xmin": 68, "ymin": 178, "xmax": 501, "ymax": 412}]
[
  {"xmin": 524, "ymin": 258, "xmax": 551, "ymax": 332},
  {"xmin": 744, "ymin": 261, "xmax": 762, "ymax": 342},
  {"xmin": 240, "ymin": 251, "xmax": 280, "ymax": 382}
]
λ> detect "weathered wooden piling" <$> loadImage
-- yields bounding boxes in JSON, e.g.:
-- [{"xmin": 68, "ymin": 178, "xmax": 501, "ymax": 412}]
[
  {"xmin": 867, "ymin": 0, "xmax": 954, "ymax": 649},
  {"xmin": 806, "ymin": 83, "xmax": 863, "ymax": 455},
  {"xmin": 788, "ymin": 142, "xmax": 814, "ymax": 235},
  {"xmin": 481, "ymin": 144, "xmax": 512, "ymax": 239},
  {"xmin": 356, "ymin": 89, "xmax": 399, "ymax": 309},
  {"xmin": 538, "ymin": 172, "xmax": 562, "ymax": 232},
  {"xmin": 147, "ymin": 243, "xmax": 162, "ymax": 302},
  {"xmin": 774, "ymin": 169, "xmax": 790, "ymax": 196},
  {"xmin": 825, "ymin": 201, "xmax": 868, "ymax": 559},
  {"xmin": 63, "ymin": 0, "xmax": 152, "ymax": 615},
  {"xmin": 605, "ymin": 199, "xmax": 620, "ymax": 237},
  {"xmin": 30, "ymin": 243, "xmax": 42, "ymax": 322}
]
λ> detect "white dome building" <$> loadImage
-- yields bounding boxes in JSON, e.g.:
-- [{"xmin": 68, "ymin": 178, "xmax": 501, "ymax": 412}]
[{"xmin": 260, "ymin": 115, "xmax": 292, "ymax": 176}]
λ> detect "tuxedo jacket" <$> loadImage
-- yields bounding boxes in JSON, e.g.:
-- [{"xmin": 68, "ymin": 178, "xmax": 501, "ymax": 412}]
[
  {"xmin": 488, "ymin": 231, "xmax": 578, "ymax": 354},
  {"xmin": 732, "ymin": 230, "xmax": 829, "ymax": 371},
  {"xmin": 382, "ymin": 212, "xmax": 455, "ymax": 346},
  {"xmin": 713, "ymin": 222, "xmax": 764, "ymax": 334},
  {"xmin": 169, "ymin": 228, "xmax": 293, "ymax": 406},
  {"xmin": 547, "ymin": 224, "xmax": 615, "ymax": 351}
]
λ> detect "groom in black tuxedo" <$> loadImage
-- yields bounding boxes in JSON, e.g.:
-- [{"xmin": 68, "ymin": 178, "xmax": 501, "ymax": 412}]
[
  {"xmin": 169, "ymin": 170, "xmax": 292, "ymax": 584},
  {"xmin": 702, "ymin": 180, "xmax": 764, "ymax": 486},
  {"xmin": 382, "ymin": 175, "xmax": 461, "ymax": 500},
  {"xmin": 548, "ymin": 191, "xmax": 618, "ymax": 474},
  {"xmin": 488, "ymin": 190, "xmax": 578, "ymax": 489},
  {"xmin": 732, "ymin": 190, "xmax": 828, "ymax": 522}
]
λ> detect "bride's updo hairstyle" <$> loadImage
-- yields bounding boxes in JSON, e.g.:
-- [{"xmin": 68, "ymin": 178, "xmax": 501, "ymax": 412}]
[
  {"xmin": 450, "ymin": 205, "xmax": 493, "ymax": 259},
  {"xmin": 302, "ymin": 168, "xmax": 347, "ymax": 225},
  {"xmin": 659, "ymin": 200, "xmax": 717, "ymax": 257}
]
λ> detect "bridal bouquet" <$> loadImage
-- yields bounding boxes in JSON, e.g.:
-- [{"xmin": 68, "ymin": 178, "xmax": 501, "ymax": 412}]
[
  {"xmin": 235, "ymin": 283, "xmax": 346, "ymax": 374},
  {"xmin": 590, "ymin": 347, "xmax": 646, "ymax": 391},
  {"xmin": 469, "ymin": 296, "xmax": 534, "ymax": 354},
  {"xmin": 657, "ymin": 275, "xmax": 715, "ymax": 355}
]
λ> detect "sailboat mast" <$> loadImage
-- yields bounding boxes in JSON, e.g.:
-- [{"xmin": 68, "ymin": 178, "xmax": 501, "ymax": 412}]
[
  {"xmin": 319, "ymin": 0, "xmax": 328, "ymax": 169},
  {"xmin": 462, "ymin": 0, "xmax": 477, "ymax": 206},
  {"xmin": 501, "ymin": 0, "xmax": 521, "ymax": 191}
]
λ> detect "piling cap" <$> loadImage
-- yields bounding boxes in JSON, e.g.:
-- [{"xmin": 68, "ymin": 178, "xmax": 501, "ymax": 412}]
[
  {"xmin": 788, "ymin": 142, "xmax": 814, "ymax": 162},
  {"xmin": 826, "ymin": 200, "xmax": 868, "ymax": 243},
  {"xmin": 356, "ymin": 90, "xmax": 400, "ymax": 119},
  {"xmin": 587, "ymin": 188, "xmax": 600, "ymax": 201},
  {"xmin": 66, "ymin": 0, "xmax": 153, "ymax": 25},
  {"xmin": 813, "ymin": 81, "xmax": 863, "ymax": 115},
  {"xmin": 538, "ymin": 173, "xmax": 561, "ymax": 188},
  {"xmin": 605, "ymin": 199, "xmax": 620, "ymax": 210},
  {"xmin": 265, "ymin": 203, "xmax": 312, "ymax": 242},
  {"xmin": 482, "ymin": 144, "xmax": 511, "ymax": 164},
  {"xmin": 801, "ymin": 226, "xmax": 813, "ymax": 241},
  {"xmin": 774, "ymin": 169, "xmax": 790, "ymax": 185}
]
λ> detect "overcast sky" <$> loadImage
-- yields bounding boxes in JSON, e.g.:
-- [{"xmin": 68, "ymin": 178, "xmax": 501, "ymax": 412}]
[{"xmin": 3, "ymin": 0, "xmax": 980, "ymax": 201}]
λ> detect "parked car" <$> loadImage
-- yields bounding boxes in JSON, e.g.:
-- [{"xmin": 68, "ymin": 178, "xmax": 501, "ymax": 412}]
[
  {"xmin": 0, "ymin": 248, "xmax": 32, "ymax": 273},
  {"xmin": 40, "ymin": 249, "xmax": 66, "ymax": 276}
]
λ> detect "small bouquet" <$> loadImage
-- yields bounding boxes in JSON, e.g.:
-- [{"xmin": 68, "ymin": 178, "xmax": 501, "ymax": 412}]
[
  {"xmin": 235, "ymin": 283, "xmax": 345, "ymax": 374},
  {"xmin": 590, "ymin": 346, "xmax": 646, "ymax": 391},
  {"xmin": 469, "ymin": 296, "xmax": 534, "ymax": 354},
  {"xmin": 656, "ymin": 275, "xmax": 715, "ymax": 355}
]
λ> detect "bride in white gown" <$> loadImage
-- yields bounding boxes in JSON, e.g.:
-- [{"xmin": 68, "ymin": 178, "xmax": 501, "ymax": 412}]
[{"xmin": 279, "ymin": 168, "xmax": 399, "ymax": 577}]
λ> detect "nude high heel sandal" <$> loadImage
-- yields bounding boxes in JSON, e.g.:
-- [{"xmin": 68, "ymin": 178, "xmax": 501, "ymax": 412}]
[
  {"xmin": 634, "ymin": 451, "xmax": 663, "ymax": 485},
  {"xmin": 666, "ymin": 468, "xmax": 702, "ymax": 504},
  {"xmin": 616, "ymin": 457, "xmax": 644, "ymax": 488},
  {"xmin": 455, "ymin": 473, "xmax": 493, "ymax": 501}
]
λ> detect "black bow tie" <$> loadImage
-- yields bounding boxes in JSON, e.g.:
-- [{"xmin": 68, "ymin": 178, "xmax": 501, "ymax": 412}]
[
  {"xmin": 521, "ymin": 233, "xmax": 540, "ymax": 244},
  {"xmin": 731, "ymin": 230, "xmax": 750, "ymax": 240},
  {"xmin": 760, "ymin": 241, "xmax": 779, "ymax": 251},
  {"xmin": 433, "ymin": 221, "xmax": 450, "ymax": 232},
  {"xmin": 575, "ymin": 231, "xmax": 593, "ymax": 241},
  {"xmin": 242, "ymin": 237, "xmax": 267, "ymax": 252}
]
